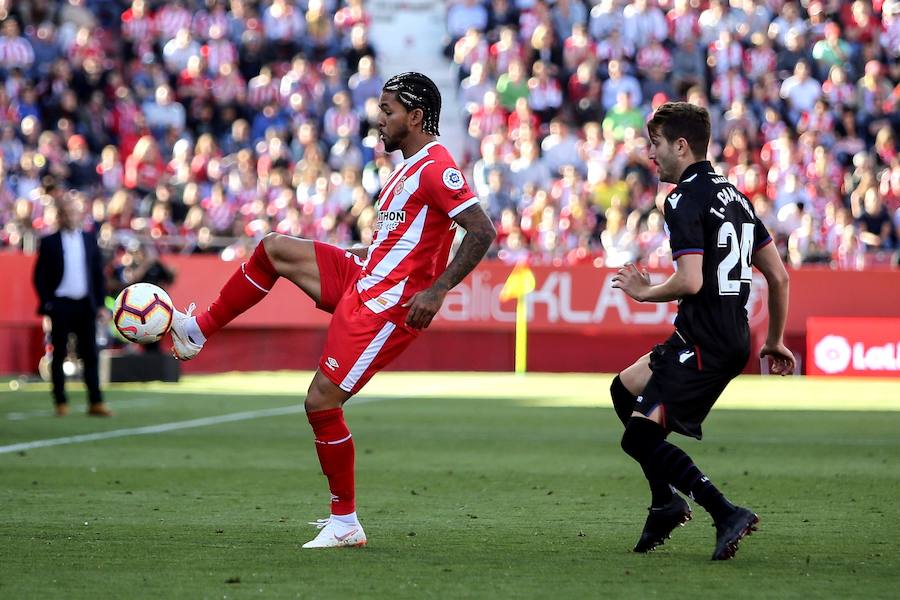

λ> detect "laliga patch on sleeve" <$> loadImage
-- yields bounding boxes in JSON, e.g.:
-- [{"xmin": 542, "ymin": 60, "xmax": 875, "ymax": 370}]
[{"xmin": 442, "ymin": 167, "xmax": 465, "ymax": 190}]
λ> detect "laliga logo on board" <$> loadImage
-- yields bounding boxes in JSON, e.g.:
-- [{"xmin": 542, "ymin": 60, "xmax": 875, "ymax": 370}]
[
  {"xmin": 814, "ymin": 335, "xmax": 900, "ymax": 373},
  {"xmin": 814, "ymin": 335, "xmax": 852, "ymax": 374}
]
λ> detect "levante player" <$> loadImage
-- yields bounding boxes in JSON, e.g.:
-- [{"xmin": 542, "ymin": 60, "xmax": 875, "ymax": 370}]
[{"xmin": 611, "ymin": 102, "xmax": 794, "ymax": 560}]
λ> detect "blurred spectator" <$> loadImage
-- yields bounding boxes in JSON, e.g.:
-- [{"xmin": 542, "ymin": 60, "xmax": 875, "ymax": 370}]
[
  {"xmin": 510, "ymin": 138, "xmax": 552, "ymax": 196},
  {"xmin": 600, "ymin": 205, "xmax": 637, "ymax": 267},
  {"xmin": 0, "ymin": 19, "xmax": 35, "ymax": 72},
  {"xmin": 783, "ymin": 60, "xmax": 822, "ymax": 115},
  {"xmin": 142, "ymin": 85, "xmax": 186, "ymax": 139},
  {"xmin": 601, "ymin": 59, "xmax": 641, "ymax": 112},
  {"xmin": 602, "ymin": 91, "xmax": 644, "ymax": 143},
  {"xmin": 541, "ymin": 118, "xmax": 581, "ymax": 176},
  {"xmin": 856, "ymin": 187, "xmax": 895, "ymax": 250},
  {"xmin": 348, "ymin": 56, "xmax": 382, "ymax": 112},
  {"xmin": 496, "ymin": 59, "xmax": 529, "ymax": 111},
  {"xmin": 527, "ymin": 60, "xmax": 562, "ymax": 123},
  {"xmin": 446, "ymin": 0, "xmax": 489, "ymax": 49}
]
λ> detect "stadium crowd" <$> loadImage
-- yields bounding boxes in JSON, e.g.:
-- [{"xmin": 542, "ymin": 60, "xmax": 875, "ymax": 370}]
[{"xmin": 0, "ymin": 0, "xmax": 897, "ymax": 275}]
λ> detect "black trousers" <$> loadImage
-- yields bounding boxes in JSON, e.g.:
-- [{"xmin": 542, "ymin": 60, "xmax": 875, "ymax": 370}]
[{"xmin": 49, "ymin": 297, "xmax": 102, "ymax": 405}]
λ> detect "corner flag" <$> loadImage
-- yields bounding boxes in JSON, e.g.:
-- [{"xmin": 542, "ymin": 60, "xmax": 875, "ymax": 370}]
[{"xmin": 499, "ymin": 262, "xmax": 535, "ymax": 374}]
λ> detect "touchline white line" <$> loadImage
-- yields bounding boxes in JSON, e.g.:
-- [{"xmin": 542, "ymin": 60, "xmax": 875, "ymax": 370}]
[{"xmin": 0, "ymin": 396, "xmax": 389, "ymax": 455}]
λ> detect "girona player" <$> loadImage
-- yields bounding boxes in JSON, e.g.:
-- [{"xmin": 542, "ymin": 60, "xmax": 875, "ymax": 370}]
[{"xmin": 168, "ymin": 73, "xmax": 495, "ymax": 548}]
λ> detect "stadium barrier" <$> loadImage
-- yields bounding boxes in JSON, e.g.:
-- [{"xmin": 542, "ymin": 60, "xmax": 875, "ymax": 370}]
[{"xmin": 2, "ymin": 253, "xmax": 898, "ymax": 376}]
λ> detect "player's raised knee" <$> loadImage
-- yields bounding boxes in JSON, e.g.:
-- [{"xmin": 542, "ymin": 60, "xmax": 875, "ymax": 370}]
[{"xmin": 261, "ymin": 232, "xmax": 284, "ymax": 261}]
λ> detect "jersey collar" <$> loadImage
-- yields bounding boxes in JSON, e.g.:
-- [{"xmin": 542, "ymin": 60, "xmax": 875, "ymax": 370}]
[
  {"xmin": 679, "ymin": 160, "xmax": 714, "ymax": 184},
  {"xmin": 403, "ymin": 141, "xmax": 438, "ymax": 165}
]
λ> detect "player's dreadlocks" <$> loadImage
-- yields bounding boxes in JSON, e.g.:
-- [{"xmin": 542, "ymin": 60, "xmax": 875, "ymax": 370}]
[{"xmin": 382, "ymin": 72, "xmax": 441, "ymax": 136}]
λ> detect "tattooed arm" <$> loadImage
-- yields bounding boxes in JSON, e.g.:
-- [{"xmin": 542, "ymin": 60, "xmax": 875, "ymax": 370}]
[{"xmin": 403, "ymin": 204, "xmax": 496, "ymax": 329}]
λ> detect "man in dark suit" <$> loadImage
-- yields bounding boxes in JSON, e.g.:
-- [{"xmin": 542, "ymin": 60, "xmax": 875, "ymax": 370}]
[{"xmin": 33, "ymin": 193, "xmax": 112, "ymax": 417}]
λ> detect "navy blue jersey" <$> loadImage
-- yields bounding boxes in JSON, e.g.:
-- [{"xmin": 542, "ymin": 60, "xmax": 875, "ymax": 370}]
[{"xmin": 664, "ymin": 161, "xmax": 772, "ymax": 363}]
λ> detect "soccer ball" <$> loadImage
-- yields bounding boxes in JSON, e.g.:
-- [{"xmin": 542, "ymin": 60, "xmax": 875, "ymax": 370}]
[{"xmin": 113, "ymin": 283, "xmax": 174, "ymax": 344}]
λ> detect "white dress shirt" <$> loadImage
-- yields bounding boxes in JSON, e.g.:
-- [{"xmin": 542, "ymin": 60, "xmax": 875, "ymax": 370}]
[{"xmin": 54, "ymin": 229, "xmax": 89, "ymax": 300}]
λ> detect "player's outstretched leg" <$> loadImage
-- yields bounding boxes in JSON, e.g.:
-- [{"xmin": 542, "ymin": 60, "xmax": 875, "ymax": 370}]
[
  {"xmin": 302, "ymin": 371, "xmax": 367, "ymax": 549},
  {"xmin": 621, "ymin": 417, "xmax": 757, "ymax": 560},
  {"xmin": 169, "ymin": 240, "xmax": 278, "ymax": 359},
  {"xmin": 170, "ymin": 234, "xmax": 318, "ymax": 360}
]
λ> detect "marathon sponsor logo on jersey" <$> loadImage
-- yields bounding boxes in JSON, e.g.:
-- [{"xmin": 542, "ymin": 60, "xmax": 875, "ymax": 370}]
[
  {"xmin": 715, "ymin": 186, "xmax": 753, "ymax": 217},
  {"xmin": 442, "ymin": 167, "xmax": 465, "ymax": 190},
  {"xmin": 375, "ymin": 209, "xmax": 407, "ymax": 231}
]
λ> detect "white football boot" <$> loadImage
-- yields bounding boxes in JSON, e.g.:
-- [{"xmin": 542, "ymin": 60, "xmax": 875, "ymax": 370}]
[
  {"xmin": 169, "ymin": 303, "xmax": 204, "ymax": 361},
  {"xmin": 302, "ymin": 517, "xmax": 367, "ymax": 549}
]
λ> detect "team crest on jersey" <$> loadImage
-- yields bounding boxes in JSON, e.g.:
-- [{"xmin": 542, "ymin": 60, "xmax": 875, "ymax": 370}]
[
  {"xmin": 442, "ymin": 167, "xmax": 465, "ymax": 190},
  {"xmin": 394, "ymin": 176, "xmax": 406, "ymax": 195},
  {"xmin": 375, "ymin": 209, "xmax": 407, "ymax": 231}
]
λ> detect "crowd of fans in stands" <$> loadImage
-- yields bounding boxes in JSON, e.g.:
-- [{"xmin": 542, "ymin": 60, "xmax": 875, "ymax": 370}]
[
  {"xmin": 0, "ymin": 0, "xmax": 897, "ymax": 274},
  {"xmin": 450, "ymin": 0, "xmax": 900, "ymax": 268}
]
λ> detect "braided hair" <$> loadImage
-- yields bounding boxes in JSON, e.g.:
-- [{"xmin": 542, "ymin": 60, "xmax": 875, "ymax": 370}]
[{"xmin": 382, "ymin": 72, "xmax": 442, "ymax": 136}]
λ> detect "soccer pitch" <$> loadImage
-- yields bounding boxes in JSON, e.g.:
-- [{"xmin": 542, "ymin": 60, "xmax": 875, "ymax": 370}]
[{"xmin": 1, "ymin": 372, "xmax": 898, "ymax": 599}]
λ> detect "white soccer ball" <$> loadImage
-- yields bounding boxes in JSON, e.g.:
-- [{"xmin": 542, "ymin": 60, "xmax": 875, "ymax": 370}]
[{"xmin": 113, "ymin": 283, "xmax": 174, "ymax": 344}]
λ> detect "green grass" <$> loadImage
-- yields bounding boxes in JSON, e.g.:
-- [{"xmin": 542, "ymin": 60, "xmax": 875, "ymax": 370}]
[{"xmin": 1, "ymin": 372, "xmax": 899, "ymax": 599}]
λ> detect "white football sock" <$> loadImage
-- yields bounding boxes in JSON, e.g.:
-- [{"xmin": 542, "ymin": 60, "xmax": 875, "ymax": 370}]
[
  {"xmin": 332, "ymin": 512, "xmax": 358, "ymax": 526},
  {"xmin": 184, "ymin": 316, "xmax": 206, "ymax": 344}
]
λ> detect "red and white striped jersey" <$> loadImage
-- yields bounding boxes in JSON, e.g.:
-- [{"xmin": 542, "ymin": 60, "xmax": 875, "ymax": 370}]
[
  {"xmin": 667, "ymin": 10, "xmax": 700, "ymax": 46},
  {"xmin": 121, "ymin": 8, "xmax": 156, "ymax": 46},
  {"xmin": 247, "ymin": 76, "xmax": 279, "ymax": 107},
  {"xmin": 636, "ymin": 44, "xmax": 672, "ymax": 73},
  {"xmin": 0, "ymin": 37, "xmax": 35, "ymax": 69},
  {"xmin": 202, "ymin": 39, "xmax": 237, "ymax": 75},
  {"xmin": 355, "ymin": 142, "xmax": 479, "ymax": 323},
  {"xmin": 211, "ymin": 71, "xmax": 245, "ymax": 105},
  {"xmin": 743, "ymin": 46, "xmax": 776, "ymax": 82},
  {"xmin": 708, "ymin": 39, "xmax": 743, "ymax": 75},
  {"xmin": 821, "ymin": 80, "xmax": 855, "ymax": 108},
  {"xmin": 563, "ymin": 38, "xmax": 597, "ymax": 68},
  {"xmin": 322, "ymin": 106, "xmax": 360, "ymax": 141},
  {"xmin": 596, "ymin": 37, "xmax": 635, "ymax": 63},
  {"xmin": 156, "ymin": 5, "xmax": 193, "ymax": 42},
  {"xmin": 192, "ymin": 9, "xmax": 229, "ymax": 40},
  {"xmin": 711, "ymin": 72, "xmax": 749, "ymax": 106}
]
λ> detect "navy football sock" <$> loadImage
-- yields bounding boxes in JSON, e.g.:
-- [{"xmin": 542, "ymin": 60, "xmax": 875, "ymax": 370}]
[
  {"xmin": 610, "ymin": 414, "xmax": 672, "ymax": 508},
  {"xmin": 621, "ymin": 418, "xmax": 733, "ymax": 519}
]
